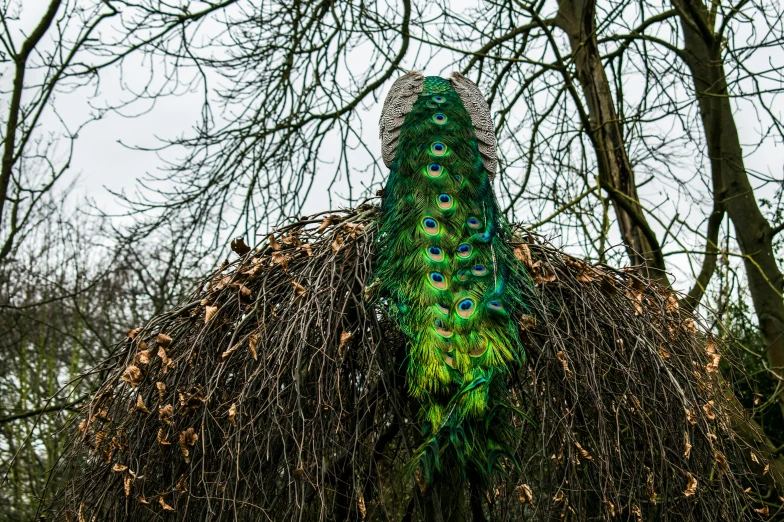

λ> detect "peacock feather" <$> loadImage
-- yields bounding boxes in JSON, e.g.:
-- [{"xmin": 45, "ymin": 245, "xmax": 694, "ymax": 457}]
[{"xmin": 376, "ymin": 73, "xmax": 531, "ymax": 486}]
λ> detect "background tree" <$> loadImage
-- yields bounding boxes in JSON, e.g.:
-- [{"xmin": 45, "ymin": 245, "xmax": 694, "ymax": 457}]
[{"xmin": 0, "ymin": 0, "xmax": 783, "ymax": 517}]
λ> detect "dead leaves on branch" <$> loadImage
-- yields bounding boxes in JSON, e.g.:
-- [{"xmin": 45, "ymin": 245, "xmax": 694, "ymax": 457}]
[
  {"xmin": 179, "ymin": 428, "xmax": 198, "ymax": 463},
  {"xmin": 683, "ymin": 473, "xmax": 698, "ymax": 497}
]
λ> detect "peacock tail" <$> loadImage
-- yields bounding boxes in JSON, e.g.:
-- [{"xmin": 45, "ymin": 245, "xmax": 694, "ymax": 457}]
[{"xmin": 376, "ymin": 73, "xmax": 530, "ymax": 485}]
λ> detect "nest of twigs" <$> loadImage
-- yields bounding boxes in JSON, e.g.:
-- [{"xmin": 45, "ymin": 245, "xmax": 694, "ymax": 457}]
[{"xmin": 41, "ymin": 202, "xmax": 776, "ymax": 521}]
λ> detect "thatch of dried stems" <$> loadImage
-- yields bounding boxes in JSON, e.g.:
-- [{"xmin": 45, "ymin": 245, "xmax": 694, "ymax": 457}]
[{"xmin": 40, "ymin": 202, "xmax": 776, "ymax": 521}]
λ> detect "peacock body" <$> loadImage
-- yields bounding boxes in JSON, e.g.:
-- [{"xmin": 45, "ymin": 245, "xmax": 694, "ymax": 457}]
[{"xmin": 376, "ymin": 73, "xmax": 529, "ymax": 484}]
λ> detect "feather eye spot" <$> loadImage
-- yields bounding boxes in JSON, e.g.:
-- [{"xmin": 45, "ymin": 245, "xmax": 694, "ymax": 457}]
[
  {"xmin": 432, "ymin": 113, "xmax": 448, "ymax": 125},
  {"xmin": 431, "ymin": 142, "xmax": 446, "ymax": 156},
  {"xmin": 426, "ymin": 163, "xmax": 443, "ymax": 178},
  {"xmin": 456, "ymin": 243, "xmax": 472, "ymax": 258},
  {"xmin": 457, "ymin": 299, "xmax": 475, "ymax": 318},
  {"xmin": 436, "ymin": 303, "xmax": 450, "ymax": 315},
  {"xmin": 427, "ymin": 246, "xmax": 444, "ymax": 261},
  {"xmin": 433, "ymin": 95, "xmax": 446, "ymax": 103},
  {"xmin": 470, "ymin": 335, "xmax": 488, "ymax": 357},
  {"xmin": 455, "ymin": 269, "xmax": 469, "ymax": 282},
  {"xmin": 433, "ymin": 318, "xmax": 453, "ymax": 338},
  {"xmin": 453, "ymin": 174, "xmax": 463, "ymax": 185},
  {"xmin": 429, "ymin": 271, "xmax": 447, "ymax": 289},
  {"xmin": 423, "ymin": 218, "xmax": 439, "ymax": 234},
  {"xmin": 467, "ymin": 217, "xmax": 481, "ymax": 229},
  {"xmin": 437, "ymin": 193, "xmax": 454, "ymax": 210},
  {"xmin": 472, "ymin": 265, "xmax": 487, "ymax": 276},
  {"xmin": 488, "ymin": 301, "xmax": 504, "ymax": 311}
]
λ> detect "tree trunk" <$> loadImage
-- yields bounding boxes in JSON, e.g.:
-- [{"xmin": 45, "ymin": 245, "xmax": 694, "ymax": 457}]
[
  {"xmin": 554, "ymin": 0, "xmax": 670, "ymax": 287},
  {"xmin": 674, "ymin": 0, "xmax": 784, "ymax": 392}
]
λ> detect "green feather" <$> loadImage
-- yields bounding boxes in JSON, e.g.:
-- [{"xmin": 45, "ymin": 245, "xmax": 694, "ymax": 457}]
[{"xmin": 376, "ymin": 75, "xmax": 531, "ymax": 486}]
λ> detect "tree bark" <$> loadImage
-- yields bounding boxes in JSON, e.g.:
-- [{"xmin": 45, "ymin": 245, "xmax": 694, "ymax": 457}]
[
  {"xmin": 674, "ymin": 0, "xmax": 784, "ymax": 387},
  {"xmin": 554, "ymin": 0, "xmax": 670, "ymax": 287}
]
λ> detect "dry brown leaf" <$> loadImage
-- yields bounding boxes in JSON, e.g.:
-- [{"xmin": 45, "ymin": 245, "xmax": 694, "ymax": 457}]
[
  {"xmin": 157, "ymin": 333, "xmax": 172, "ymax": 347},
  {"xmin": 228, "ymin": 403, "xmax": 238, "ymax": 427},
  {"xmin": 179, "ymin": 386, "xmax": 206, "ymax": 413},
  {"xmin": 157, "ymin": 345, "xmax": 169, "ymax": 365},
  {"xmin": 751, "ymin": 451, "xmax": 760, "ymax": 464},
  {"xmin": 230, "ymin": 237, "xmax": 251, "ymax": 255},
  {"xmin": 112, "ymin": 463, "xmax": 128, "ymax": 473},
  {"xmin": 331, "ymin": 234, "xmax": 345, "ymax": 252},
  {"xmin": 301, "ymin": 243, "xmax": 313, "ymax": 257},
  {"xmin": 520, "ymin": 315, "xmax": 537, "ymax": 330},
  {"xmin": 137, "ymin": 496, "xmax": 149, "ymax": 505},
  {"xmin": 683, "ymin": 473, "xmax": 697, "ymax": 497},
  {"xmin": 574, "ymin": 441, "xmax": 593, "ymax": 461},
  {"xmin": 685, "ymin": 408, "xmax": 697, "ymax": 425},
  {"xmin": 552, "ymin": 490, "xmax": 564, "ymax": 502},
  {"xmin": 625, "ymin": 289, "xmax": 644, "ymax": 316},
  {"xmin": 175, "ymin": 474, "xmax": 188, "ymax": 495},
  {"xmin": 575, "ymin": 270, "xmax": 594, "ymax": 283},
  {"xmin": 123, "ymin": 473, "xmax": 133, "ymax": 497},
  {"xmin": 684, "ymin": 432, "xmax": 692, "ymax": 459},
  {"xmin": 221, "ymin": 343, "xmax": 239, "ymax": 361},
  {"xmin": 317, "ymin": 215, "xmax": 343, "ymax": 233},
  {"xmin": 136, "ymin": 347, "xmax": 153, "ymax": 366},
  {"xmin": 531, "ymin": 260, "xmax": 557, "ymax": 284},
  {"xmin": 715, "ymin": 450, "xmax": 728, "ymax": 474},
  {"xmin": 158, "ymin": 404, "xmax": 174, "ymax": 425},
  {"xmin": 755, "ymin": 505, "xmax": 769, "ymax": 517},
  {"xmin": 358, "ymin": 494, "xmax": 367, "ymax": 520},
  {"xmin": 127, "ymin": 328, "xmax": 142, "ymax": 340},
  {"xmin": 703, "ymin": 401, "xmax": 716, "ymax": 420},
  {"xmin": 683, "ymin": 318, "xmax": 697, "ymax": 333},
  {"xmin": 515, "ymin": 484, "xmax": 534, "ymax": 504},
  {"xmin": 249, "ymin": 333, "xmax": 259, "ymax": 360},
  {"xmin": 156, "ymin": 382, "xmax": 166, "ymax": 402},
  {"xmin": 135, "ymin": 394, "xmax": 150, "ymax": 414},
  {"xmin": 292, "ymin": 280, "xmax": 307, "ymax": 296},
  {"xmin": 342, "ymin": 222, "xmax": 365, "ymax": 238},
  {"xmin": 513, "ymin": 244, "xmax": 533, "ymax": 270},
  {"xmin": 764, "ymin": 463, "xmax": 770, "ymax": 476},
  {"xmin": 270, "ymin": 252, "xmax": 291, "ymax": 270},
  {"xmin": 665, "ymin": 294, "xmax": 679, "ymax": 314},
  {"xmin": 556, "ymin": 351, "xmax": 573, "ymax": 378},
  {"xmin": 602, "ymin": 500, "xmax": 616, "ymax": 517},
  {"xmin": 157, "ymin": 428, "xmax": 171, "ymax": 447},
  {"xmin": 159, "ymin": 496, "xmax": 175, "ymax": 511},
  {"xmin": 179, "ymin": 428, "xmax": 198, "ymax": 463},
  {"xmin": 706, "ymin": 353, "xmax": 721, "ymax": 373},
  {"xmin": 339, "ymin": 331, "xmax": 353, "ymax": 358},
  {"xmin": 268, "ymin": 234, "xmax": 281, "ymax": 251},
  {"xmin": 121, "ymin": 365, "xmax": 142, "ymax": 387},
  {"xmin": 281, "ymin": 232, "xmax": 302, "ymax": 247},
  {"xmin": 658, "ymin": 345, "xmax": 671, "ymax": 360},
  {"xmin": 205, "ymin": 306, "xmax": 218, "ymax": 323}
]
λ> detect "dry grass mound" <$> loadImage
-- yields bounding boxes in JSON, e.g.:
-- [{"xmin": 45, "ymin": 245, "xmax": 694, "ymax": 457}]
[{"xmin": 41, "ymin": 202, "xmax": 774, "ymax": 521}]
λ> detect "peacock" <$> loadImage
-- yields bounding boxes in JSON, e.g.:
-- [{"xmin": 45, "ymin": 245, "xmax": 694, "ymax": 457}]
[{"xmin": 376, "ymin": 72, "xmax": 530, "ymax": 488}]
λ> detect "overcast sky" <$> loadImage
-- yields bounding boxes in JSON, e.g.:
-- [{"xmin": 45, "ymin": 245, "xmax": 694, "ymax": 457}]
[{"xmin": 9, "ymin": 0, "xmax": 783, "ymax": 293}]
